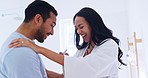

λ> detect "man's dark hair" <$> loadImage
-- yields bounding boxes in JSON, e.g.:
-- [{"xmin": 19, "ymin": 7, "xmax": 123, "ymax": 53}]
[{"xmin": 23, "ymin": 0, "xmax": 58, "ymax": 23}]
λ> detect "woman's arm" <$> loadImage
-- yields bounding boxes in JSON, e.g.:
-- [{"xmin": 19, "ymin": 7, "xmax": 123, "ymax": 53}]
[
  {"xmin": 39, "ymin": 46, "xmax": 64, "ymax": 66},
  {"xmin": 9, "ymin": 38, "xmax": 64, "ymax": 66},
  {"xmin": 46, "ymin": 70, "xmax": 64, "ymax": 78}
]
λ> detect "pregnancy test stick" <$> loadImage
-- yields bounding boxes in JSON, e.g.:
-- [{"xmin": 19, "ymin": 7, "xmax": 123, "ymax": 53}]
[{"xmin": 63, "ymin": 49, "xmax": 67, "ymax": 54}]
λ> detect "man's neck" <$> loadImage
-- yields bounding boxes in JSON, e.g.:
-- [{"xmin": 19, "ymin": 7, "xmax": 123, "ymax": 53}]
[{"xmin": 16, "ymin": 23, "xmax": 36, "ymax": 40}]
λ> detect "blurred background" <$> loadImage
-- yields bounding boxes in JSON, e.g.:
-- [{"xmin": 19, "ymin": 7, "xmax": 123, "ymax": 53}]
[{"xmin": 0, "ymin": 0, "xmax": 148, "ymax": 78}]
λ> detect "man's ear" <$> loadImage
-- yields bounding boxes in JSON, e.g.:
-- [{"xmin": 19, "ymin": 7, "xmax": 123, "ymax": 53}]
[{"xmin": 34, "ymin": 14, "xmax": 43, "ymax": 27}]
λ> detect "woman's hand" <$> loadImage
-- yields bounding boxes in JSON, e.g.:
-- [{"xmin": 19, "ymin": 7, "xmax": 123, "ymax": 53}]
[
  {"xmin": 9, "ymin": 38, "xmax": 31, "ymax": 48},
  {"xmin": 59, "ymin": 49, "xmax": 69, "ymax": 56},
  {"xmin": 9, "ymin": 38, "xmax": 41, "ymax": 53},
  {"xmin": 9, "ymin": 38, "xmax": 65, "ymax": 65}
]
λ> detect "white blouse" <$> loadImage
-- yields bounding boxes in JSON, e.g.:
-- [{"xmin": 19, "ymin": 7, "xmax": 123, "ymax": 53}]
[{"xmin": 64, "ymin": 39, "xmax": 119, "ymax": 78}]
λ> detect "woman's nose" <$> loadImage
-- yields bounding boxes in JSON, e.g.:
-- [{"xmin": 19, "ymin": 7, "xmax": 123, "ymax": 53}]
[
  {"xmin": 77, "ymin": 29, "xmax": 81, "ymax": 34},
  {"xmin": 51, "ymin": 29, "xmax": 54, "ymax": 35}
]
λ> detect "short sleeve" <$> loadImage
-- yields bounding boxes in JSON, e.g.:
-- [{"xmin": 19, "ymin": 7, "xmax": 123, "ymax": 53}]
[{"xmin": 3, "ymin": 47, "xmax": 45, "ymax": 78}]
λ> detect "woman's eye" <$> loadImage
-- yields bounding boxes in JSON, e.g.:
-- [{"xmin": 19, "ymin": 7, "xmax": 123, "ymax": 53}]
[{"xmin": 79, "ymin": 26, "xmax": 84, "ymax": 29}]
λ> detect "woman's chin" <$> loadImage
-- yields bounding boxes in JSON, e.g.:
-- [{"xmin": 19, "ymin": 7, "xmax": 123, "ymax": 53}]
[{"xmin": 84, "ymin": 39, "xmax": 89, "ymax": 43}]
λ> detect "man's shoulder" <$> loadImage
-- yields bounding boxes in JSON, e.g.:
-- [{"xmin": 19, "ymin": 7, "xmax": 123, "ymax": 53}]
[
  {"xmin": 1, "ymin": 48, "xmax": 45, "ymax": 78},
  {"xmin": 8, "ymin": 47, "xmax": 39, "ymax": 59},
  {"xmin": 2, "ymin": 32, "xmax": 37, "ymax": 59},
  {"xmin": 3, "ymin": 47, "xmax": 41, "ymax": 68}
]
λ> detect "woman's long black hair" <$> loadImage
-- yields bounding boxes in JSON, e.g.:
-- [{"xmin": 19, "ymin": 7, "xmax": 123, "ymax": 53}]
[{"xmin": 73, "ymin": 7, "xmax": 126, "ymax": 66}]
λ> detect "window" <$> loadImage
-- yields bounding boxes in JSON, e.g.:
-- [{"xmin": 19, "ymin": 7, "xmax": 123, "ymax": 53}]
[{"xmin": 59, "ymin": 19, "xmax": 77, "ymax": 56}]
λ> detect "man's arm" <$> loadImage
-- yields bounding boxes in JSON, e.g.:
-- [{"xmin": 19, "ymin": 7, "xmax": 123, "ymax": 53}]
[
  {"xmin": 5, "ymin": 48, "xmax": 44, "ymax": 78},
  {"xmin": 46, "ymin": 70, "xmax": 64, "ymax": 78}
]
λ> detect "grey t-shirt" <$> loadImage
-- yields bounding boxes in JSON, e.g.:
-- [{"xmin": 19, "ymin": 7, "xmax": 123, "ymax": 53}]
[{"xmin": 0, "ymin": 32, "xmax": 47, "ymax": 78}]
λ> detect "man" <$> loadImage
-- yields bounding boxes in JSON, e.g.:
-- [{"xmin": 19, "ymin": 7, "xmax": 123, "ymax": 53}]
[{"xmin": 0, "ymin": 0, "xmax": 62, "ymax": 78}]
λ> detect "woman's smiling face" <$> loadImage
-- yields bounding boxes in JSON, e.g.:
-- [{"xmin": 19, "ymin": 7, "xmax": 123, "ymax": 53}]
[{"xmin": 74, "ymin": 16, "xmax": 91, "ymax": 42}]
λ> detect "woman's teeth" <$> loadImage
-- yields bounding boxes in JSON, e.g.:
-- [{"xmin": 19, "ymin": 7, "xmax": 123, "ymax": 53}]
[{"xmin": 82, "ymin": 34, "xmax": 86, "ymax": 38}]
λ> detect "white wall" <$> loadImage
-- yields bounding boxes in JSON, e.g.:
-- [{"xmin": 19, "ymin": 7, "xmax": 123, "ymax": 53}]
[
  {"xmin": 128, "ymin": 0, "xmax": 148, "ymax": 78},
  {"xmin": 53, "ymin": 0, "xmax": 130, "ymax": 77},
  {"xmin": 0, "ymin": 0, "xmax": 131, "ymax": 77}
]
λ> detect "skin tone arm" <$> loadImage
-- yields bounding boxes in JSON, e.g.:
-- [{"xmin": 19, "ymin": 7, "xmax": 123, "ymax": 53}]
[
  {"xmin": 9, "ymin": 38, "xmax": 64, "ymax": 66},
  {"xmin": 46, "ymin": 70, "xmax": 64, "ymax": 78}
]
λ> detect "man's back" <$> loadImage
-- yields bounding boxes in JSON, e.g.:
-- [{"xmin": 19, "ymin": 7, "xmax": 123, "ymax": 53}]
[{"xmin": 0, "ymin": 32, "xmax": 47, "ymax": 78}]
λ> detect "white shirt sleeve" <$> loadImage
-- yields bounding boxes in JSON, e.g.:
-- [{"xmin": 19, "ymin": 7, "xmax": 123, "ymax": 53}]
[{"xmin": 64, "ymin": 39, "xmax": 119, "ymax": 78}]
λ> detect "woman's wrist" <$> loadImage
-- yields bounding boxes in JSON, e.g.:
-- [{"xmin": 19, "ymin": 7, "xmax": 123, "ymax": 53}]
[
  {"xmin": 36, "ymin": 46, "xmax": 43, "ymax": 54},
  {"xmin": 37, "ymin": 46, "xmax": 48, "ymax": 55},
  {"xmin": 31, "ymin": 43, "xmax": 43, "ymax": 54}
]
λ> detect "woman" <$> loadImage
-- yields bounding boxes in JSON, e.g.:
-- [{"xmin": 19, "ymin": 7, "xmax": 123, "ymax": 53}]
[{"xmin": 9, "ymin": 7, "xmax": 126, "ymax": 78}]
